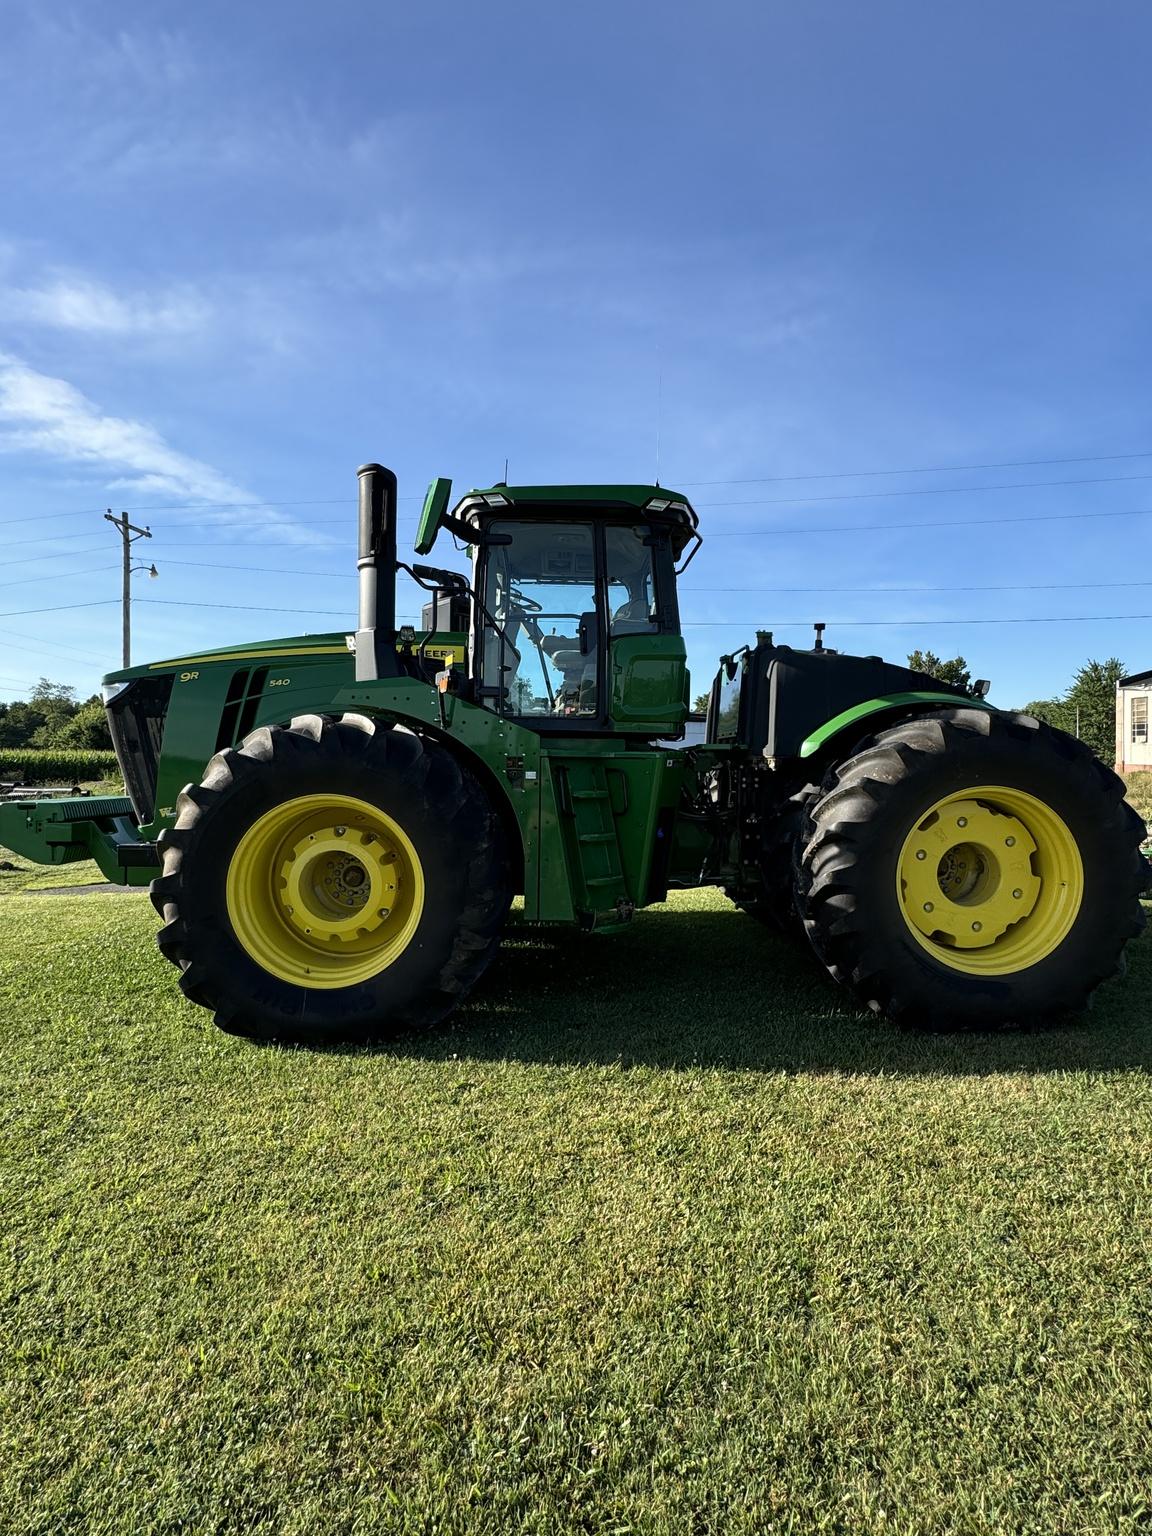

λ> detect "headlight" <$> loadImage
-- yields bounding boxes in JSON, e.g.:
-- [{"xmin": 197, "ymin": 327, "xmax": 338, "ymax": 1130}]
[{"xmin": 101, "ymin": 681, "xmax": 132, "ymax": 705}]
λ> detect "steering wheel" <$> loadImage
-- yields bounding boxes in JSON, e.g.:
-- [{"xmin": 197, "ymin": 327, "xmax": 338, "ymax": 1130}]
[{"xmin": 509, "ymin": 586, "xmax": 543, "ymax": 614}]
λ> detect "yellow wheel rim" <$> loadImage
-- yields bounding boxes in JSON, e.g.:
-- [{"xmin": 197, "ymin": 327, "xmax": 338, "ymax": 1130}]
[
  {"xmin": 896, "ymin": 784, "xmax": 1083, "ymax": 976},
  {"xmin": 225, "ymin": 794, "xmax": 425, "ymax": 989}
]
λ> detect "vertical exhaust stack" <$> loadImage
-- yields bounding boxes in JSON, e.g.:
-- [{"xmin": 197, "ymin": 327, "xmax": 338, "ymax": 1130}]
[{"xmin": 354, "ymin": 462, "xmax": 400, "ymax": 683}]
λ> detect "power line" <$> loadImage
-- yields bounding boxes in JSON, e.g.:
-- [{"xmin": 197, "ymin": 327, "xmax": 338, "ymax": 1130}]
[
  {"xmin": 0, "ymin": 564, "xmax": 120, "ymax": 593},
  {"xmin": 139, "ymin": 599, "xmax": 353, "ymax": 616},
  {"xmin": 675, "ymin": 448, "xmax": 1152, "ymax": 486},
  {"xmin": 0, "ymin": 599, "xmax": 120, "ymax": 619},
  {"xmin": 0, "ymin": 495, "xmax": 424, "ymax": 530},
  {"xmin": 5, "ymin": 451, "xmax": 1152, "ymax": 531},
  {"xmin": 695, "ymin": 471, "xmax": 1152, "ymax": 510},
  {"xmin": 2, "ymin": 522, "xmax": 340, "ymax": 552},
  {"xmin": 88, "ymin": 558, "xmax": 1152, "ymax": 598},
  {"xmin": 5, "ymin": 538, "xmax": 1140, "ymax": 600},
  {"xmin": 16, "ymin": 464, "xmax": 1152, "ymax": 528},
  {"xmin": 4, "ymin": 591, "xmax": 1152, "ymax": 632},
  {"xmin": 3, "ymin": 545, "xmax": 1150, "ymax": 605},
  {"xmin": 0, "ymin": 626, "xmax": 107, "ymax": 665},
  {"xmin": 152, "ymin": 558, "xmax": 428, "ymax": 585},
  {"xmin": 3, "ymin": 543, "xmax": 112, "ymax": 570},
  {"xmin": 2, "ymin": 523, "xmax": 357, "ymax": 551},
  {"xmin": 707, "ymin": 506, "xmax": 1152, "ymax": 537},
  {"xmin": 678, "ymin": 613, "xmax": 1152, "ymax": 627},
  {"xmin": 682, "ymin": 578, "xmax": 1152, "ymax": 595},
  {"xmin": 87, "ymin": 502, "xmax": 1152, "ymax": 548},
  {"xmin": 6, "ymin": 448, "xmax": 1152, "ymax": 531},
  {"xmin": 159, "ymin": 558, "xmax": 356, "ymax": 579},
  {"xmin": 0, "ymin": 597, "xmax": 352, "ymax": 620}
]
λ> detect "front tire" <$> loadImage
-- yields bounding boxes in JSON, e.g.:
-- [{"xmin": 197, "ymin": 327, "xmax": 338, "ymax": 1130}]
[
  {"xmin": 796, "ymin": 708, "xmax": 1148, "ymax": 1029},
  {"xmin": 150, "ymin": 714, "xmax": 510, "ymax": 1045}
]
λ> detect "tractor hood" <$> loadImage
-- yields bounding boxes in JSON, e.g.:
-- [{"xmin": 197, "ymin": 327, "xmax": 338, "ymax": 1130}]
[
  {"xmin": 101, "ymin": 632, "xmax": 352, "ymax": 689},
  {"xmin": 99, "ymin": 632, "xmax": 357, "ymax": 833}
]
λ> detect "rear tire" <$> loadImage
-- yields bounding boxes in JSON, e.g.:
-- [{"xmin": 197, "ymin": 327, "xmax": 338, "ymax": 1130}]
[
  {"xmin": 795, "ymin": 708, "xmax": 1147, "ymax": 1029},
  {"xmin": 150, "ymin": 714, "xmax": 510, "ymax": 1045}
]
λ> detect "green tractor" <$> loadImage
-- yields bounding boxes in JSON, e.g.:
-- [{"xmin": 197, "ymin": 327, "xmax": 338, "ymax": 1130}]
[{"xmin": 3, "ymin": 463, "xmax": 1147, "ymax": 1042}]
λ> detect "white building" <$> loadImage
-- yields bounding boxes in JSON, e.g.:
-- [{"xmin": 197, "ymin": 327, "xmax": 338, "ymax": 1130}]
[{"xmin": 1116, "ymin": 668, "xmax": 1152, "ymax": 773}]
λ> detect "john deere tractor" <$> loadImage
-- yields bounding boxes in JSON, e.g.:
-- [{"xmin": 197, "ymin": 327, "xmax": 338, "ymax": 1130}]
[{"xmin": 3, "ymin": 462, "xmax": 1146, "ymax": 1042}]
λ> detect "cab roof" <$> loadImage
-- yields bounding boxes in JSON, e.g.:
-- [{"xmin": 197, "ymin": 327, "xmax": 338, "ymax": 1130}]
[{"xmin": 416, "ymin": 478, "xmax": 699, "ymax": 556}]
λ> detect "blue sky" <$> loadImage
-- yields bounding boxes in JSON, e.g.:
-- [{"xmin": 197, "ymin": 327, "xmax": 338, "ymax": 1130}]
[{"xmin": 0, "ymin": 0, "xmax": 1150, "ymax": 707}]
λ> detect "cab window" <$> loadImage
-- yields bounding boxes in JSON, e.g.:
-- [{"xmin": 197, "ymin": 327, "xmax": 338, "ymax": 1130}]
[
  {"xmin": 479, "ymin": 522, "xmax": 599, "ymax": 717},
  {"xmin": 716, "ymin": 665, "xmax": 742, "ymax": 738},
  {"xmin": 605, "ymin": 525, "xmax": 659, "ymax": 634}
]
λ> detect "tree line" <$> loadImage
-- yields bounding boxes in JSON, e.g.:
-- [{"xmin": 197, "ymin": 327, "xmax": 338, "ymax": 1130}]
[
  {"xmin": 0, "ymin": 680, "xmax": 113, "ymax": 751},
  {"xmin": 908, "ymin": 650, "xmax": 1125, "ymax": 764}
]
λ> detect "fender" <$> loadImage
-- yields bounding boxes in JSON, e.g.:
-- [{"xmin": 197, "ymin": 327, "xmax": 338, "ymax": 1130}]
[
  {"xmin": 799, "ymin": 691, "xmax": 996, "ymax": 760},
  {"xmin": 334, "ymin": 679, "xmax": 681, "ymax": 925},
  {"xmin": 333, "ymin": 678, "xmax": 564, "ymax": 913}
]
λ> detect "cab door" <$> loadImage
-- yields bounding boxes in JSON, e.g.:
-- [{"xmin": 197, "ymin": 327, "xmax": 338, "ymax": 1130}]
[{"xmin": 604, "ymin": 525, "xmax": 688, "ymax": 734}]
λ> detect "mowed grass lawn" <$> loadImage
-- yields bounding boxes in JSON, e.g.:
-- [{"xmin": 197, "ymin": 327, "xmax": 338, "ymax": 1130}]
[{"xmin": 1, "ymin": 854, "xmax": 1151, "ymax": 1536}]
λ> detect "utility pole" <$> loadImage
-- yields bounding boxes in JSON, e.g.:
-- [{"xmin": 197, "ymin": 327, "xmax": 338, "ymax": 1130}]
[{"xmin": 104, "ymin": 510, "xmax": 155, "ymax": 668}]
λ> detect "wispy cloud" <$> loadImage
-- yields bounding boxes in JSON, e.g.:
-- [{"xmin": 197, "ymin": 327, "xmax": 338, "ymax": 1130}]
[
  {"xmin": 0, "ymin": 352, "xmax": 307, "ymax": 536},
  {"xmin": 0, "ymin": 274, "xmax": 209, "ymax": 335},
  {"xmin": 27, "ymin": 14, "xmax": 195, "ymax": 92}
]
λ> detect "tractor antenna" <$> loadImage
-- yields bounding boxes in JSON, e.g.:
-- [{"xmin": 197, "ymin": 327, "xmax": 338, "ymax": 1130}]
[
  {"xmin": 813, "ymin": 622, "xmax": 826, "ymax": 651},
  {"xmin": 654, "ymin": 345, "xmax": 663, "ymax": 486},
  {"xmin": 503, "ymin": 457, "xmax": 509, "ymax": 484}
]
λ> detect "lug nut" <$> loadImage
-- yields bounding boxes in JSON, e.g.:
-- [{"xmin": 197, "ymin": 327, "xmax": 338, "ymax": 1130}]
[
  {"xmin": 334, "ymin": 826, "xmax": 346, "ymax": 836},
  {"xmin": 972, "ymin": 921, "xmax": 982, "ymax": 932},
  {"xmin": 1005, "ymin": 836, "xmax": 1016, "ymax": 847},
  {"xmin": 923, "ymin": 901, "xmax": 934, "ymax": 913},
  {"xmin": 916, "ymin": 850, "xmax": 927, "ymax": 861},
  {"xmin": 957, "ymin": 816, "xmax": 968, "ymax": 828},
  {"xmin": 1012, "ymin": 888, "xmax": 1023, "ymax": 899}
]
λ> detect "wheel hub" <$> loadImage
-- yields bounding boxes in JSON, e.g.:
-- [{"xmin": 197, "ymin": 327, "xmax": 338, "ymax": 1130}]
[
  {"xmin": 900, "ymin": 798, "xmax": 1041, "ymax": 949},
  {"xmin": 279, "ymin": 827, "xmax": 401, "ymax": 946},
  {"xmin": 225, "ymin": 794, "xmax": 425, "ymax": 988},
  {"xmin": 896, "ymin": 785, "xmax": 1083, "ymax": 975}
]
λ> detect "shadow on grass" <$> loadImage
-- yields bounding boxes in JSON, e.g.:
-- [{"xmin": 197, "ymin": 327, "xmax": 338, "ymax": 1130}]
[{"xmin": 402, "ymin": 906, "xmax": 1152, "ymax": 1078}]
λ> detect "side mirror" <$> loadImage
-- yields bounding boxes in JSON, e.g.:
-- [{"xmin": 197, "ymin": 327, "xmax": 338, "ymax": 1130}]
[
  {"xmin": 414, "ymin": 477, "xmax": 453, "ymax": 556},
  {"xmin": 724, "ymin": 656, "xmax": 738, "ymax": 682},
  {"xmin": 578, "ymin": 611, "xmax": 597, "ymax": 656}
]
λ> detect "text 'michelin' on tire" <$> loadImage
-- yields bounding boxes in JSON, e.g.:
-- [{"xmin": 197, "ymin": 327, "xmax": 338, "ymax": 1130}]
[
  {"xmin": 795, "ymin": 708, "xmax": 1148, "ymax": 1029},
  {"xmin": 150, "ymin": 713, "xmax": 510, "ymax": 1045}
]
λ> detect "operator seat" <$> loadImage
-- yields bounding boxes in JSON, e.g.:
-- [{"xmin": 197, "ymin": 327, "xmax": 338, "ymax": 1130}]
[
  {"xmin": 545, "ymin": 611, "xmax": 598, "ymax": 714},
  {"xmin": 611, "ymin": 597, "xmax": 653, "ymax": 634}
]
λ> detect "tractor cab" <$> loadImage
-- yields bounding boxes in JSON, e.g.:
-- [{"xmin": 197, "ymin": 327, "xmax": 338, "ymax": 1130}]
[{"xmin": 415, "ymin": 481, "xmax": 698, "ymax": 737}]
